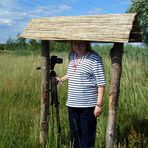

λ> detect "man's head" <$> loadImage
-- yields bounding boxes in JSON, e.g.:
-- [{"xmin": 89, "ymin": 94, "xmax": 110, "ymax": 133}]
[{"xmin": 71, "ymin": 41, "xmax": 90, "ymax": 54}]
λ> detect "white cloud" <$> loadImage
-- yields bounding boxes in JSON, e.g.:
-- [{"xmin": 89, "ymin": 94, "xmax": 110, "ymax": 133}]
[
  {"xmin": 0, "ymin": 0, "xmax": 24, "ymax": 26},
  {"xmin": 89, "ymin": 7, "xmax": 104, "ymax": 15},
  {"xmin": 0, "ymin": 1, "xmax": 71, "ymax": 25},
  {"xmin": 33, "ymin": 4, "xmax": 71, "ymax": 16},
  {"xmin": 0, "ymin": 18, "xmax": 14, "ymax": 26},
  {"xmin": 0, "ymin": 10, "xmax": 11, "ymax": 18},
  {"xmin": 0, "ymin": 8, "xmax": 28, "ymax": 26},
  {"xmin": 18, "ymin": 12, "xmax": 28, "ymax": 17},
  {"xmin": 115, "ymin": 0, "xmax": 131, "ymax": 5},
  {"xmin": 0, "ymin": 0, "xmax": 19, "ymax": 7},
  {"xmin": 0, "ymin": 1, "xmax": 72, "ymax": 43},
  {"xmin": 56, "ymin": 4, "xmax": 71, "ymax": 13},
  {"xmin": 0, "ymin": 9, "xmax": 14, "ymax": 26}
]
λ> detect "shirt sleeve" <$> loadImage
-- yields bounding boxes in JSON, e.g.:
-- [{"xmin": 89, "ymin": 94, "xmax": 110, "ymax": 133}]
[{"xmin": 92, "ymin": 57, "xmax": 106, "ymax": 86}]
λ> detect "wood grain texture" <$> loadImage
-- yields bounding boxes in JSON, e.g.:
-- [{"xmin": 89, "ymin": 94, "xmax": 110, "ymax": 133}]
[
  {"xmin": 21, "ymin": 13, "xmax": 142, "ymax": 43},
  {"xmin": 106, "ymin": 43, "xmax": 124, "ymax": 148}
]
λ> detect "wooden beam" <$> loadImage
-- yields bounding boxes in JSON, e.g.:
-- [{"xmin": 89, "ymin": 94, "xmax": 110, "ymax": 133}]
[
  {"xmin": 106, "ymin": 43, "xmax": 124, "ymax": 148},
  {"xmin": 39, "ymin": 40, "xmax": 50, "ymax": 147}
]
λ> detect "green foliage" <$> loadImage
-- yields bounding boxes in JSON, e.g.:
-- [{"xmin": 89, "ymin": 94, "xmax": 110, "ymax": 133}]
[
  {"xmin": 5, "ymin": 37, "xmax": 16, "ymax": 50},
  {"xmin": 50, "ymin": 41, "xmax": 70, "ymax": 52},
  {"xmin": 17, "ymin": 37, "xmax": 26, "ymax": 46},
  {"xmin": 3, "ymin": 35, "xmax": 71, "ymax": 53},
  {"xmin": 92, "ymin": 44, "xmax": 112, "ymax": 57},
  {"xmin": 2, "ymin": 34, "xmax": 40, "ymax": 51},
  {"xmin": 28, "ymin": 39, "xmax": 41, "ymax": 51},
  {"xmin": 127, "ymin": 0, "xmax": 148, "ymax": 46},
  {"xmin": 0, "ymin": 44, "xmax": 5, "ymax": 51}
]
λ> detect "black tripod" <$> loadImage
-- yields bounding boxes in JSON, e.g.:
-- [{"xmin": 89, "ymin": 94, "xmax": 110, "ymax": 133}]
[{"xmin": 50, "ymin": 56, "xmax": 63, "ymax": 148}]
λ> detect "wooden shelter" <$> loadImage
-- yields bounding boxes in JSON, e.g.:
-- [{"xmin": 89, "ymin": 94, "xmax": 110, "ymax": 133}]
[
  {"xmin": 21, "ymin": 13, "xmax": 142, "ymax": 148},
  {"xmin": 21, "ymin": 13, "xmax": 141, "ymax": 43}
]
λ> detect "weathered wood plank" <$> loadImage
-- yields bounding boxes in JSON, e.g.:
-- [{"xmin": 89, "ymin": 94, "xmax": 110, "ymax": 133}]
[
  {"xmin": 20, "ymin": 13, "xmax": 142, "ymax": 43},
  {"xmin": 21, "ymin": 35, "xmax": 129, "ymax": 43},
  {"xmin": 40, "ymin": 40, "xmax": 50, "ymax": 147},
  {"xmin": 106, "ymin": 43, "xmax": 124, "ymax": 148},
  {"xmin": 30, "ymin": 14, "xmax": 136, "ymax": 23}
]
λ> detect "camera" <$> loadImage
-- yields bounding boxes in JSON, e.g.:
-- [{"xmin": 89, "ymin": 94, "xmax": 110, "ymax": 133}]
[
  {"xmin": 36, "ymin": 55, "xmax": 63, "ymax": 72},
  {"xmin": 50, "ymin": 55, "xmax": 63, "ymax": 70},
  {"xmin": 51, "ymin": 56, "xmax": 63, "ymax": 64}
]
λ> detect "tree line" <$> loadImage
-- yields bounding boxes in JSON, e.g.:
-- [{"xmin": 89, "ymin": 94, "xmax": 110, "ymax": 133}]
[{"xmin": 0, "ymin": 34, "xmax": 70, "ymax": 52}]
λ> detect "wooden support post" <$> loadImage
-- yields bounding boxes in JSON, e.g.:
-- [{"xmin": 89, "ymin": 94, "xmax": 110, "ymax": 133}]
[
  {"xmin": 40, "ymin": 40, "xmax": 50, "ymax": 147},
  {"xmin": 106, "ymin": 43, "xmax": 123, "ymax": 148}
]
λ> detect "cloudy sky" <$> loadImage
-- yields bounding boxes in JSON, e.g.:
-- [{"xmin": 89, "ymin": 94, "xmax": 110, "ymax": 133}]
[{"xmin": 0, "ymin": 0, "xmax": 131, "ymax": 43}]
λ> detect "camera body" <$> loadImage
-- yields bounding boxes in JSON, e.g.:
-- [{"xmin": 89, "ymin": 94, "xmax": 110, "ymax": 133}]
[
  {"xmin": 36, "ymin": 55, "xmax": 63, "ymax": 76},
  {"xmin": 50, "ymin": 55, "xmax": 63, "ymax": 71}
]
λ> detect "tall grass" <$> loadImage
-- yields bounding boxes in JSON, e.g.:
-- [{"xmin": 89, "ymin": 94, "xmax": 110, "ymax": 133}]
[{"xmin": 0, "ymin": 45, "xmax": 147, "ymax": 148}]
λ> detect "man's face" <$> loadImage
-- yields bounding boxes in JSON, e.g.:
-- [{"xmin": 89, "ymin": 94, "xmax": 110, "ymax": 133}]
[{"xmin": 71, "ymin": 41, "xmax": 87, "ymax": 53}]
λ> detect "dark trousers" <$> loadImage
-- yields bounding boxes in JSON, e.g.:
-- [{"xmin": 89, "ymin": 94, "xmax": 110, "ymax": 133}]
[{"xmin": 68, "ymin": 107, "xmax": 96, "ymax": 148}]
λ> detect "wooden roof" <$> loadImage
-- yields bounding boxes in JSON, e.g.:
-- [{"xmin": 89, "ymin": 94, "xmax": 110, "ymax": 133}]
[{"xmin": 21, "ymin": 13, "xmax": 142, "ymax": 43}]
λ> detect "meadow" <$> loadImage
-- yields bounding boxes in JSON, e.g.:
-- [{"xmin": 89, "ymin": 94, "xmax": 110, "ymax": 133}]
[{"xmin": 0, "ymin": 45, "xmax": 147, "ymax": 148}]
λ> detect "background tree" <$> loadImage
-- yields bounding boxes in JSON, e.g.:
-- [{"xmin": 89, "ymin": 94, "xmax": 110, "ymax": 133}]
[
  {"xmin": 5, "ymin": 37, "xmax": 16, "ymax": 50},
  {"xmin": 127, "ymin": 0, "xmax": 148, "ymax": 46},
  {"xmin": 16, "ymin": 34, "xmax": 26, "ymax": 47},
  {"xmin": 28, "ymin": 39, "xmax": 41, "ymax": 51},
  {"xmin": 50, "ymin": 41, "xmax": 70, "ymax": 52}
]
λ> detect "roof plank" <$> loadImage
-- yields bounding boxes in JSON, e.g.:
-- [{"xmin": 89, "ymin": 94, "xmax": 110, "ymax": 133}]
[{"xmin": 21, "ymin": 13, "xmax": 142, "ymax": 43}]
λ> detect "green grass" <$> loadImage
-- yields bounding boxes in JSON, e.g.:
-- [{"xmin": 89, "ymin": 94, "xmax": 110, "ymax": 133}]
[{"xmin": 0, "ymin": 45, "xmax": 147, "ymax": 148}]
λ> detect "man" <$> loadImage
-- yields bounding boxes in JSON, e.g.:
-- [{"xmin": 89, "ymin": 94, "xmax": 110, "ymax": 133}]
[{"xmin": 57, "ymin": 41, "xmax": 106, "ymax": 148}]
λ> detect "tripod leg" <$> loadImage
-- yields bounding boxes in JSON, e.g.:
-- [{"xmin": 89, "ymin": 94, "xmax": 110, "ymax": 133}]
[
  {"xmin": 55, "ymin": 105, "xmax": 61, "ymax": 148},
  {"xmin": 51, "ymin": 78, "xmax": 61, "ymax": 147},
  {"xmin": 51, "ymin": 105, "xmax": 55, "ymax": 143}
]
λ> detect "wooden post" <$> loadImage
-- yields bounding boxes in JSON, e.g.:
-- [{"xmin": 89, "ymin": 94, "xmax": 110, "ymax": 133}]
[
  {"xmin": 40, "ymin": 40, "xmax": 50, "ymax": 147},
  {"xmin": 106, "ymin": 43, "xmax": 123, "ymax": 148}
]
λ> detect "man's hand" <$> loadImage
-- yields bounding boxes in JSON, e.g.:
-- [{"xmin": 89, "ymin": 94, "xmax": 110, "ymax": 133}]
[
  {"xmin": 94, "ymin": 106, "xmax": 102, "ymax": 117},
  {"xmin": 55, "ymin": 77, "xmax": 63, "ymax": 85}
]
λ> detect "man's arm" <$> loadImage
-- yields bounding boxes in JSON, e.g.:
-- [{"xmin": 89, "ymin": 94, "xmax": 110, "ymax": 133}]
[
  {"xmin": 56, "ymin": 74, "xmax": 68, "ymax": 84},
  {"xmin": 94, "ymin": 86, "xmax": 105, "ymax": 117},
  {"xmin": 60, "ymin": 74, "xmax": 68, "ymax": 82}
]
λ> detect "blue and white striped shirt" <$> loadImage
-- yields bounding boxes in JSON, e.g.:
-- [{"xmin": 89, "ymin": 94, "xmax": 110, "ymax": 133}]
[{"xmin": 66, "ymin": 51, "xmax": 106, "ymax": 107}]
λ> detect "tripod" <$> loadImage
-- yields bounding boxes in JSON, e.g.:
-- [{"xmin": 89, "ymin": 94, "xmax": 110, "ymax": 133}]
[
  {"xmin": 50, "ymin": 56, "xmax": 62, "ymax": 148},
  {"xmin": 37, "ymin": 55, "xmax": 62, "ymax": 148}
]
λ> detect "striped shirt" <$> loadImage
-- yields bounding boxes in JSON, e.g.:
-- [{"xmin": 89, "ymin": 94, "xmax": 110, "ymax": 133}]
[{"xmin": 66, "ymin": 51, "xmax": 106, "ymax": 108}]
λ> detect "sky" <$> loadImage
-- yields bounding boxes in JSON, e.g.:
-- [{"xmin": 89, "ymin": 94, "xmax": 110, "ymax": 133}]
[{"xmin": 0, "ymin": 0, "xmax": 132, "ymax": 43}]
